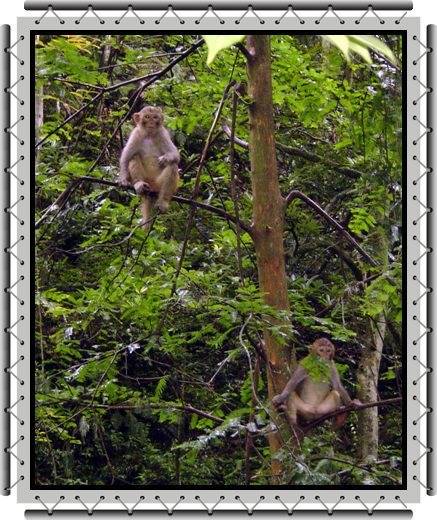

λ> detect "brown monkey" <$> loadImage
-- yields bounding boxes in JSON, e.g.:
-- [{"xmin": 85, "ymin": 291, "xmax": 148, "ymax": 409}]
[
  {"xmin": 272, "ymin": 338, "xmax": 361, "ymax": 428},
  {"xmin": 120, "ymin": 106, "xmax": 180, "ymax": 230}
]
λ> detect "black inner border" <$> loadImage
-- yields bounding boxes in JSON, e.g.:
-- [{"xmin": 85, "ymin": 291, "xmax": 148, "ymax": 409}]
[{"xmin": 31, "ymin": 29, "xmax": 408, "ymax": 492}]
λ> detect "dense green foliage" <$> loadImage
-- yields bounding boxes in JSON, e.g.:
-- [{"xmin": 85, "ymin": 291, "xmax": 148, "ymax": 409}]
[{"xmin": 35, "ymin": 34, "xmax": 403, "ymax": 487}]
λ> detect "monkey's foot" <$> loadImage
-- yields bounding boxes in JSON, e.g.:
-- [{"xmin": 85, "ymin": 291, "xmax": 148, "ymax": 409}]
[
  {"xmin": 332, "ymin": 406, "xmax": 348, "ymax": 428},
  {"xmin": 289, "ymin": 412, "xmax": 298, "ymax": 425},
  {"xmin": 351, "ymin": 399, "xmax": 362, "ymax": 410},
  {"xmin": 119, "ymin": 180, "xmax": 131, "ymax": 190},
  {"xmin": 155, "ymin": 200, "xmax": 169, "ymax": 213}
]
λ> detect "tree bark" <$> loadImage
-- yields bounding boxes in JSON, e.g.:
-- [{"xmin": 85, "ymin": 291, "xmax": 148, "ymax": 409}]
[
  {"xmin": 357, "ymin": 319, "xmax": 386, "ymax": 460},
  {"xmin": 246, "ymin": 35, "xmax": 294, "ymax": 479},
  {"xmin": 35, "ymin": 35, "xmax": 44, "ymax": 167},
  {"xmin": 356, "ymin": 225, "xmax": 388, "ymax": 459}
]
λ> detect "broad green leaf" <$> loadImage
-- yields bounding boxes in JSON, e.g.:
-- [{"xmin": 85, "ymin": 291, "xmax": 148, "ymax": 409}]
[
  {"xmin": 351, "ymin": 35, "xmax": 397, "ymax": 65},
  {"xmin": 323, "ymin": 34, "xmax": 397, "ymax": 65},
  {"xmin": 324, "ymin": 35, "xmax": 351, "ymax": 63},
  {"xmin": 349, "ymin": 40, "xmax": 372, "ymax": 64},
  {"xmin": 202, "ymin": 35, "xmax": 246, "ymax": 64}
]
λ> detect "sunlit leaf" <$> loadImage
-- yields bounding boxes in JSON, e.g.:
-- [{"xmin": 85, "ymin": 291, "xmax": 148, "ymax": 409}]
[{"xmin": 202, "ymin": 35, "xmax": 246, "ymax": 64}]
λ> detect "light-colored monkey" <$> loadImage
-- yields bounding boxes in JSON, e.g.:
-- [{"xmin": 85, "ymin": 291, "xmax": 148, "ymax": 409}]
[
  {"xmin": 120, "ymin": 106, "xmax": 180, "ymax": 230},
  {"xmin": 272, "ymin": 338, "xmax": 361, "ymax": 428}
]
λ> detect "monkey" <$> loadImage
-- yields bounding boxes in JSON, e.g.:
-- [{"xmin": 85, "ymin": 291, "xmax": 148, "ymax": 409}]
[
  {"xmin": 119, "ymin": 106, "xmax": 180, "ymax": 230},
  {"xmin": 272, "ymin": 338, "xmax": 361, "ymax": 428}
]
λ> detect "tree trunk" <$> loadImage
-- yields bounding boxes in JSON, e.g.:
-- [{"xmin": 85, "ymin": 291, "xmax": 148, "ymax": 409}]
[
  {"xmin": 246, "ymin": 35, "xmax": 294, "ymax": 479},
  {"xmin": 356, "ymin": 226, "xmax": 388, "ymax": 459},
  {"xmin": 35, "ymin": 35, "xmax": 44, "ymax": 167},
  {"xmin": 356, "ymin": 318, "xmax": 386, "ymax": 459}
]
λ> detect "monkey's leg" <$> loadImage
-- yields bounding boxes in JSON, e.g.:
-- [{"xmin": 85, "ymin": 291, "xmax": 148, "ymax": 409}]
[
  {"xmin": 139, "ymin": 195, "xmax": 154, "ymax": 231},
  {"xmin": 156, "ymin": 164, "xmax": 179, "ymax": 213},
  {"xmin": 128, "ymin": 156, "xmax": 154, "ymax": 230},
  {"xmin": 316, "ymin": 390, "xmax": 348, "ymax": 428},
  {"xmin": 294, "ymin": 393, "xmax": 321, "ymax": 423},
  {"xmin": 285, "ymin": 391, "xmax": 298, "ymax": 425},
  {"xmin": 295, "ymin": 390, "xmax": 343, "ymax": 424},
  {"xmin": 128, "ymin": 156, "xmax": 152, "ymax": 195}
]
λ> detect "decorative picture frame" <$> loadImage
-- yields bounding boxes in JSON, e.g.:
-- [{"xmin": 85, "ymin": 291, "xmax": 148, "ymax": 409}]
[{"xmin": 0, "ymin": 1, "xmax": 434, "ymax": 517}]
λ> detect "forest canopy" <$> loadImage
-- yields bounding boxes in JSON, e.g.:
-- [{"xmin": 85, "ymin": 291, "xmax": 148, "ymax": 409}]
[{"xmin": 35, "ymin": 33, "xmax": 403, "ymax": 487}]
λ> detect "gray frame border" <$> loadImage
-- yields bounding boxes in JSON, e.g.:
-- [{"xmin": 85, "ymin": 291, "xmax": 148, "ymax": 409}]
[
  {"xmin": 0, "ymin": 23, "xmax": 11, "ymax": 500},
  {"xmin": 22, "ymin": 1, "xmax": 415, "ymax": 12},
  {"xmin": 427, "ymin": 23, "xmax": 436, "ymax": 499},
  {"xmin": 15, "ymin": 12, "xmax": 422, "ymax": 511}
]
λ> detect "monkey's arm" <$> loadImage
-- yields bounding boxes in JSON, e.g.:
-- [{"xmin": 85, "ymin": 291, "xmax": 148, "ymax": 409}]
[
  {"xmin": 329, "ymin": 365, "xmax": 361, "ymax": 408},
  {"xmin": 157, "ymin": 128, "xmax": 180, "ymax": 167},
  {"xmin": 272, "ymin": 364, "xmax": 309, "ymax": 408},
  {"xmin": 119, "ymin": 131, "xmax": 139, "ymax": 186}
]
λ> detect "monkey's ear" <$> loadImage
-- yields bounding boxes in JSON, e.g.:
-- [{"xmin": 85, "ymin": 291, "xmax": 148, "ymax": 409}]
[
  {"xmin": 309, "ymin": 339, "xmax": 320, "ymax": 355},
  {"xmin": 133, "ymin": 112, "xmax": 141, "ymax": 123}
]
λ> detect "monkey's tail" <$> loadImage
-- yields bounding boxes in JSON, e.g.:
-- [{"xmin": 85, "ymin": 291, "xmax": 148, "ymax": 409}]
[{"xmin": 140, "ymin": 195, "xmax": 153, "ymax": 231}]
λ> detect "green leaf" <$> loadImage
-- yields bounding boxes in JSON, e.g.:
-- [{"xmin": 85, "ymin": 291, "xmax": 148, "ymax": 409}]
[
  {"xmin": 202, "ymin": 35, "xmax": 246, "ymax": 64},
  {"xmin": 324, "ymin": 35, "xmax": 352, "ymax": 63},
  {"xmin": 155, "ymin": 376, "xmax": 169, "ymax": 399},
  {"xmin": 323, "ymin": 35, "xmax": 397, "ymax": 65},
  {"xmin": 350, "ymin": 35, "xmax": 397, "ymax": 65},
  {"xmin": 300, "ymin": 354, "xmax": 331, "ymax": 383}
]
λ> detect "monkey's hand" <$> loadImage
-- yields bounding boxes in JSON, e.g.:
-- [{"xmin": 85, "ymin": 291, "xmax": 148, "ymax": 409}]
[
  {"xmin": 133, "ymin": 181, "xmax": 152, "ymax": 195},
  {"xmin": 272, "ymin": 394, "xmax": 287, "ymax": 409},
  {"xmin": 158, "ymin": 154, "xmax": 171, "ymax": 168},
  {"xmin": 350, "ymin": 399, "xmax": 362, "ymax": 410}
]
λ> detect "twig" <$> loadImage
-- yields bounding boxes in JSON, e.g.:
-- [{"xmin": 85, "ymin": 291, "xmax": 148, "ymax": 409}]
[
  {"xmin": 35, "ymin": 174, "xmax": 252, "ymax": 234},
  {"xmin": 302, "ymin": 397, "xmax": 402, "ymax": 432},
  {"xmin": 36, "ymin": 39, "xmax": 204, "ymax": 150},
  {"xmin": 310, "ymin": 455, "xmax": 400, "ymax": 484},
  {"xmin": 230, "ymin": 84, "xmax": 245, "ymax": 286},
  {"xmin": 285, "ymin": 190, "xmax": 398, "ymax": 288},
  {"xmin": 221, "ymin": 118, "xmax": 364, "ymax": 179}
]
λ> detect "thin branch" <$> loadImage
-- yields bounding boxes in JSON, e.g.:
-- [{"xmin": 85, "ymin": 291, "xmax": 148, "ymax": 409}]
[
  {"xmin": 221, "ymin": 118, "xmax": 364, "ymax": 179},
  {"xmin": 35, "ymin": 178, "xmax": 80, "ymax": 229},
  {"xmin": 236, "ymin": 43, "xmax": 254, "ymax": 62},
  {"xmin": 221, "ymin": 117, "xmax": 249, "ymax": 149},
  {"xmin": 302, "ymin": 397, "xmax": 402, "ymax": 432},
  {"xmin": 285, "ymin": 190, "xmax": 398, "ymax": 288},
  {"xmin": 310, "ymin": 456, "xmax": 400, "ymax": 484},
  {"xmin": 36, "ymin": 38, "xmax": 204, "ymax": 149},
  {"xmin": 230, "ymin": 85, "xmax": 245, "ymax": 286},
  {"xmin": 35, "ymin": 174, "xmax": 252, "ymax": 234},
  {"xmin": 39, "ymin": 396, "xmax": 225, "ymax": 425},
  {"xmin": 36, "ymin": 93, "xmax": 105, "ymax": 149},
  {"xmin": 277, "ymin": 142, "xmax": 363, "ymax": 179},
  {"xmin": 154, "ymin": 80, "xmax": 239, "ymax": 335}
]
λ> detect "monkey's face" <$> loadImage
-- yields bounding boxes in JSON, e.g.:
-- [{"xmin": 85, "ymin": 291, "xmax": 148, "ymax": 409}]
[
  {"xmin": 317, "ymin": 344, "xmax": 333, "ymax": 360},
  {"xmin": 134, "ymin": 107, "xmax": 164, "ymax": 133},
  {"xmin": 310, "ymin": 338, "xmax": 335, "ymax": 360}
]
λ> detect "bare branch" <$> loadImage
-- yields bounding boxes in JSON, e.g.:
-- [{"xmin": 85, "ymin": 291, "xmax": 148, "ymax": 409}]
[
  {"xmin": 36, "ymin": 38, "xmax": 204, "ymax": 149},
  {"xmin": 220, "ymin": 118, "xmax": 364, "ymax": 179},
  {"xmin": 302, "ymin": 397, "xmax": 402, "ymax": 432},
  {"xmin": 35, "ymin": 174, "xmax": 252, "ymax": 235},
  {"xmin": 285, "ymin": 190, "xmax": 398, "ymax": 288}
]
